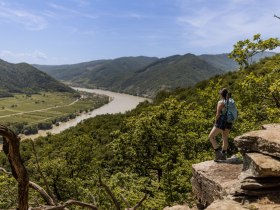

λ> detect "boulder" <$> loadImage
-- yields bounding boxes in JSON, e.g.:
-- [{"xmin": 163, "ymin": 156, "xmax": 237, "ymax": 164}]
[
  {"xmin": 163, "ymin": 205, "xmax": 191, "ymax": 210},
  {"xmin": 243, "ymin": 152, "xmax": 280, "ymax": 177},
  {"xmin": 205, "ymin": 199, "xmax": 247, "ymax": 210},
  {"xmin": 262, "ymin": 124, "xmax": 280, "ymax": 130},
  {"xmin": 234, "ymin": 127, "xmax": 280, "ymax": 158},
  {"xmin": 241, "ymin": 177, "xmax": 280, "ymax": 190},
  {"xmin": 205, "ymin": 199, "xmax": 280, "ymax": 210},
  {"xmin": 191, "ymin": 158, "xmax": 242, "ymax": 206}
]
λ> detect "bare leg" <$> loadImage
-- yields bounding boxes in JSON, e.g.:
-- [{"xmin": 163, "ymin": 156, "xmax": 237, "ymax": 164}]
[
  {"xmin": 222, "ymin": 129, "xmax": 230, "ymax": 151},
  {"xmin": 209, "ymin": 126, "xmax": 222, "ymax": 149}
]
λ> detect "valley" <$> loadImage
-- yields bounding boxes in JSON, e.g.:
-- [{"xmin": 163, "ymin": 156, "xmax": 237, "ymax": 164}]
[{"xmin": 0, "ymin": 91, "xmax": 109, "ymax": 135}]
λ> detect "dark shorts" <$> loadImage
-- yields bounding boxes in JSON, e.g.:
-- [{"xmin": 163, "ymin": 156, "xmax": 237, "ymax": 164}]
[{"xmin": 215, "ymin": 115, "xmax": 233, "ymax": 130}]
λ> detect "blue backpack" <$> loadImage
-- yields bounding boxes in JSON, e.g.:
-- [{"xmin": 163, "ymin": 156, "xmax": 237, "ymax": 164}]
[{"xmin": 224, "ymin": 98, "xmax": 238, "ymax": 123}]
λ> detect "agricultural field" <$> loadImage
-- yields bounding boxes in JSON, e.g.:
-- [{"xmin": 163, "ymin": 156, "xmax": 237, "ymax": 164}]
[{"xmin": 0, "ymin": 91, "xmax": 109, "ymax": 134}]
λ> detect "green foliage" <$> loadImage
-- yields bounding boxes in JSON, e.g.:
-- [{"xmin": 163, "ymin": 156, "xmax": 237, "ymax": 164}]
[
  {"xmin": 0, "ymin": 174, "xmax": 17, "ymax": 209},
  {"xmin": 228, "ymin": 34, "xmax": 280, "ymax": 69}
]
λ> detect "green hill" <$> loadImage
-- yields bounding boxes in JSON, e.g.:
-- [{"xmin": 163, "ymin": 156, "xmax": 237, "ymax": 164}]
[
  {"xmin": 121, "ymin": 53, "xmax": 224, "ymax": 96},
  {"xmin": 199, "ymin": 53, "xmax": 238, "ymax": 71},
  {"xmin": 35, "ymin": 55, "xmax": 224, "ymax": 97},
  {"xmin": 35, "ymin": 53, "xmax": 276, "ymax": 97},
  {"xmin": 34, "ymin": 56, "xmax": 158, "ymax": 89},
  {"xmin": 33, "ymin": 59, "xmax": 110, "ymax": 81},
  {"xmin": 0, "ymin": 59, "xmax": 74, "ymax": 97},
  {"xmin": 199, "ymin": 52, "xmax": 275, "ymax": 72}
]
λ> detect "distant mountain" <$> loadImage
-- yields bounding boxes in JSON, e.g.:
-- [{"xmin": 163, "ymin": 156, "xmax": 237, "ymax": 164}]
[
  {"xmin": 34, "ymin": 59, "xmax": 110, "ymax": 81},
  {"xmin": 35, "ymin": 52, "xmax": 277, "ymax": 97},
  {"xmin": 120, "ymin": 54, "xmax": 224, "ymax": 96},
  {"xmin": 199, "ymin": 53, "xmax": 238, "ymax": 71},
  {"xmin": 0, "ymin": 59, "xmax": 73, "ymax": 97},
  {"xmin": 199, "ymin": 52, "xmax": 276, "ymax": 72},
  {"xmin": 35, "ymin": 56, "xmax": 159, "ymax": 90}
]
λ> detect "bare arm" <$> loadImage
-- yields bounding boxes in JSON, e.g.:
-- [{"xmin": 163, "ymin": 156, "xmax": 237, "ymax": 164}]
[{"xmin": 215, "ymin": 101, "xmax": 224, "ymax": 123}]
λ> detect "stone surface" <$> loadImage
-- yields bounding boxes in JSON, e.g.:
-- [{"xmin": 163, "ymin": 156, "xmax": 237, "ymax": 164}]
[
  {"xmin": 205, "ymin": 199, "xmax": 247, "ymax": 210},
  {"xmin": 262, "ymin": 124, "xmax": 280, "ymax": 130},
  {"xmin": 191, "ymin": 157, "xmax": 243, "ymax": 206},
  {"xmin": 241, "ymin": 177, "xmax": 280, "ymax": 190},
  {"xmin": 192, "ymin": 124, "xmax": 280, "ymax": 209},
  {"xmin": 234, "ymin": 127, "xmax": 280, "ymax": 158},
  {"xmin": 163, "ymin": 205, "xmax": 191, "ymax": 210},
  {"xmin": 205, "ymin": 199, "xmax": 280, "ymax": 210},
  {"xmin": 243, "ymin": 152, "xmax": 280, "ymax": 177}
]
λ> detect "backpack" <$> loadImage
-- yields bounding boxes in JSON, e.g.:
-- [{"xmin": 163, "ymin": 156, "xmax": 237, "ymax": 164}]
[{"xmin": 224, "ymin": 98, "xmax": 238, "ymax": 123}]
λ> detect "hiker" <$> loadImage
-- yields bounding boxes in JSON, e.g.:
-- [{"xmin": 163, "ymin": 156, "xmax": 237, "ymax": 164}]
[{"xmin": 209, "ymin": 88, "xmax": 237, "ymax": 161}]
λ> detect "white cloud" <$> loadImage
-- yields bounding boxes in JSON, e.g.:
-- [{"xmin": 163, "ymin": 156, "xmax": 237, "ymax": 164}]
[
  {"xmin": 175, "ymin": 0, "xmax": 280, "ymax": 53},
  {"xmin": 0, "ymin": 4, "xmax": 47, "ymax": 30},
  {"xmin": 0, "ymin": 50, "xmax": 48, "ymax": 64},
  {"xmin": 49, "ymin": 3, "xmax": 97, "ymax": 19}
]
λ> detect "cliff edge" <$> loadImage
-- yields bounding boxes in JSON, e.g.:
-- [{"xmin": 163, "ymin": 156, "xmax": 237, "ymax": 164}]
[{"xmin": 192, "ymin": 124, "xmax": 280, "ymax": 210}]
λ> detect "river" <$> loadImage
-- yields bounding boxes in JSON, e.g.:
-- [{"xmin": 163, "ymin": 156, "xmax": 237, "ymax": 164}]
[{"xmin": 21, "ymin": 87, "xmax": 149, "ymax": 140}]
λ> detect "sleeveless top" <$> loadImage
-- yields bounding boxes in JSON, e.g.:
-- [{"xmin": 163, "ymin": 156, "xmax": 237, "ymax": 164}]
[{"xmin": 219, "ymin": 99, "xmax": 227, "ymax": 115}]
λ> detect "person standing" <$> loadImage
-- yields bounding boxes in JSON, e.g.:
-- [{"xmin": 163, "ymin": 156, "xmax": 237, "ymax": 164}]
[{"xmin": 208, "ymin": 88, "xmax": 235, "ymax": 161}]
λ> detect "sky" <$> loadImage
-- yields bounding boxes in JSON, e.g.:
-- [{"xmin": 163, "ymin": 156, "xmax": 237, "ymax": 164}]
[{"xmin": 0, "ymin": 0, "xmax": 280, "ymax": 65}]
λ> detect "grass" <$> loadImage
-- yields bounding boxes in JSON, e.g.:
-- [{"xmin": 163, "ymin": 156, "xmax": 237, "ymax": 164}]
[{"xmin": 0, "ymin": 92, "xmax": 108, "ymax": 125}]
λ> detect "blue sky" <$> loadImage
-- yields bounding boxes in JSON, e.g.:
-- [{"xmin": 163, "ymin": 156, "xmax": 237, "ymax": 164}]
[{"xmin": 0, "ymin": 0, "xmax": 280, "ymax": 65}]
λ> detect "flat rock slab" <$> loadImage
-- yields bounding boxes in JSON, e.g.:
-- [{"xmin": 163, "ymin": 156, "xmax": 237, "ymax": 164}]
[
  {"xmin": 243, "ymin": 152, "xmax": 280, "ymax": 177},
  {"xmin": 241, "ymin": 177, "xmax": 280, "ymax": 190},
  {"xmin": 262, "ymin": 124, "xmax": 280, "ymax": 130},
  {"xmin": 191, "ymin": 158, "xmax": 242, "ymax": 206},
  {"xmin": 234, "ymin": 125, "xmax": 280, "ymax": 158},
  {"xmin": 163, "ymin": 205, "xmax": 192, "ymax": 210},
  {"xmin": 205, "ymin": 199, "xmax": 280, "ymax": 210}
]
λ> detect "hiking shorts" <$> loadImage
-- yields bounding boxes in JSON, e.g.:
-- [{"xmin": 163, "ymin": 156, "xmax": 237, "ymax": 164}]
[{"xmin": 215, "ymin": 115, "xmax": 233, "ymax": 130}]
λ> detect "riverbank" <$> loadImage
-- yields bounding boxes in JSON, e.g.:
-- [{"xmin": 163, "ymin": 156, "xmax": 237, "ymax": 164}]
[{"xmin": 20, "ymin": 87, "xmax": 149, "ymax": 140}]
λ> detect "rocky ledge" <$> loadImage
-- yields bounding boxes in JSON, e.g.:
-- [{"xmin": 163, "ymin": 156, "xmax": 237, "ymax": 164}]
[
  {"xmin": 191, "ymin": 124, "xmax": 280, "ymax": 210},
  {"xmin": 191, "ymin": 158, "xmax": 242, "ymax": 206}
]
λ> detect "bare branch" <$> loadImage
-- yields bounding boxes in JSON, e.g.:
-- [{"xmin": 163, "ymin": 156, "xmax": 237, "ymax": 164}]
[
  {"xmin": 30, "ymin": 140, "xmax": 58, "ymax": 204},
  {"xmin": 133, "ymin": 193, "xmax": 148, "ymax": 210},
  {"xmin": 41, "ymin": 200, "xmax": 98, "ymax": 210},
  {"xmin": 274, "ymin": 14, "xmax": 280, "ymax": 19},
  {"xmin": 0, "ymin": 167, "xmax": 12, "ymax": 175},
  {"xmin": 120, "ymin": 193, "xmax": 131, "ymax": 208},
  {"xmin": 99, "ymin": 176, "xmax": 121, "ymax": 210},
  {"xmin": 29, "ymin": 181, "xmax": 56, "ymax": 206}
]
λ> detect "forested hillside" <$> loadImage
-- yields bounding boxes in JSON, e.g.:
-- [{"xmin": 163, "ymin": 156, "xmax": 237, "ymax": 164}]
[
  {"xmin": 0, "ymin": 59, "xmax": 73, "ymax": 97},
  {"xmin": 35, "ymin": 53, "xmax": 275, "ymax": 97},
  {"xmin": 119, "ymin": 53, "xmax": 224, "ymax": 96},
  {"xmin": 0, "ymin": 55, "xmax": 279, "ymax": 209}
]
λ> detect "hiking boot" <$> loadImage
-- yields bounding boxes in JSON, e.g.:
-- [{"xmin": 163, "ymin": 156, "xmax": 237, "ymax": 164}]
[
  {"xmin": 221, "ymin": 152, "xmax": 227, "ymax": 160},
  {"xmin": 214, "ymin": 150, "xmax": 223, "ymax": 162}
]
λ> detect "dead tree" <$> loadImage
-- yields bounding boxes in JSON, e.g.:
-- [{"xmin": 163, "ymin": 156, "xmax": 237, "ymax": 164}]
[
  {"xmin": 99, "ymin": 176, "xmax": 148, "ymax": 210},
  {"xmin": 0, "ymin": 125, "xmax": 29, "ymax": 210}
]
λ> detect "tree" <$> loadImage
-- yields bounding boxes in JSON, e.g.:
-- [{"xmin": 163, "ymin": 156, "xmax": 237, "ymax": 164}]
[
  {"xmin": 228, "ymin": 34, "xmax": 280, "ymax": 69},
  {"xmin": 0, "ymin": 125, "xmax": 29, "ymax": 210}
]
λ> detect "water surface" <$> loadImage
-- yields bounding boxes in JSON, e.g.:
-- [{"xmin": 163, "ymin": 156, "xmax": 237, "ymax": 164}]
[{"xmin": 21, "ymin": 87, "xmax": 149, "ymax": 140}]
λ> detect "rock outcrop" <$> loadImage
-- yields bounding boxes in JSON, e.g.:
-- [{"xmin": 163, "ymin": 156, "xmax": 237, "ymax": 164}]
[
  {"xmin": 235, "ymin": 124, "xmax": 280, "ymax": 197},
  {"xmin": 191, "ymin": 124, "xmax": 280, "ymax": 210},
  {"xmin": 191, "ymin": 158, "xmax": 242, "ymax": 206}
]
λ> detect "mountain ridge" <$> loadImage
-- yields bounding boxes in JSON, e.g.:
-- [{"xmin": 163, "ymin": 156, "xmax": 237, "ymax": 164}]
[
  {"xmin": 0, "ymin": 59, "xmax": 74, "ymax": 97},
  {"xmin": 34, "ymin": 52, "xmax": 276, "ymax": 97}
]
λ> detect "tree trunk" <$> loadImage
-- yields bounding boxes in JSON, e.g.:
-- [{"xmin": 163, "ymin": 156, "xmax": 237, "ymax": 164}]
[{"xmin": 0, "ymin": 125, "xmax": 29, "ymax": 210}]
